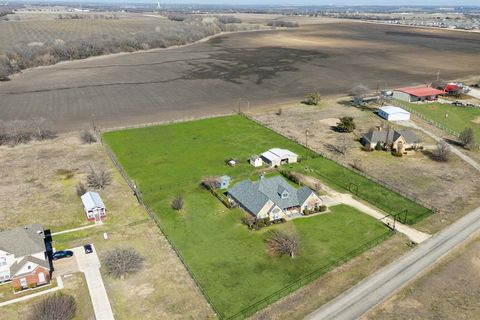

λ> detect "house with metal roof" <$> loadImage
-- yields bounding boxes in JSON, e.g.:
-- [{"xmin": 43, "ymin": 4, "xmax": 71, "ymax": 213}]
[
  {"xmin": 227, "ymin": 176, "xmax": 322, "ymax": 220},
  {"xmin": 378, "ymin": 106, "xmax": 411, "ymax": 121},
  {"xmin": 393, "ymin": 86, "xmax": 445, "ymax": 102},
  {"xmin": 361, "ymin": 128, "xmax": 421, "ymax": 153},
  {"xmin": 81, "ymin": 191, "xmax": 106, "ymax": 221},
  {"xmin": 0, "ymin": 224, "xmax": 51, "ymax": 289},
  {"xmin": 261, "ymin": 148, "xmax": 298, "ymax": 167}
]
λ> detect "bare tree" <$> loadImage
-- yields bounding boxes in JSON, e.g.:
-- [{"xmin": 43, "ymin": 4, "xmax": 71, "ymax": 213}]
[
  {"xmin": 459, "ymin": 127, "xmax": 476, "ymax": 150},
  {"xmin": 351, "ymin": 84, "xmax": 370, "ymax": 99},
  {"xmin": 171, "ymin": 195, "xmax": 184, "ymax": 211},
  {"xmin": 80, "ymin": 129, "xmax": 97, "ymax": 144},
  {"xmin": 201, "ymin": 176, "xmax": 218, "ymax": 190},
  {"xmin": 102, "ymin": 248, "xmax": 143, "ymax": 280},
  {"xmin": 434, "ymin": 141, "xmax": 451, "ymax": 162},
  {"xmin": 265, "ymin": 228, "xmax": 300, "ymax": 258},
  {"xmin": 32, "ymin": 117, "xmax": 56, "ymax": 140},
  {"xmin": 75, "ymin": 182, "xmax": 87, "ymax": 197},
  {"xmin": 242, "ymin": 214, "xmax": 255, "ymax": 228},
  {"xmin": 87, "ymin": 168, "xmax": 112, "ymax": 189},
  {"xmin": 29, "ymin": 293, "xmax": 76, "ymax": 320}
]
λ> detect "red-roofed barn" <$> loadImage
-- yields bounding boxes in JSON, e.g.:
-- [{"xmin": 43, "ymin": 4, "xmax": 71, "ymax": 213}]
[{"xmin": 393, "ymin": 86, "xmax": 445, "ymax": 102}]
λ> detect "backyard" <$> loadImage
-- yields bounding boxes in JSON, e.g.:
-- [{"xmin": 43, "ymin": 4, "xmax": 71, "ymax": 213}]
[
  {"xmin": 102, "ymin": 115, "xmax": 428, "ymax": 318},
  {"xmin": 396, "ymin": 101, "xmax": 480, "ymax": 141}
]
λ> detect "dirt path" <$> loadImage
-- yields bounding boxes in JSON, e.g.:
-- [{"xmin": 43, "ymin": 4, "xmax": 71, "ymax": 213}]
[{"xmin": 303, "ymin": 176, "xmax": 431, "ymax": 243}]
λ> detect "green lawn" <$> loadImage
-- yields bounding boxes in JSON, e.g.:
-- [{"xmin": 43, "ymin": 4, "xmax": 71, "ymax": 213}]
[
  {"xmin": 102, "ymin": 115, "xmax": 422, "ymax": 318},
  {"xmin": 397, "ymin": 101, "xmax": 480, "ymax": 141}
]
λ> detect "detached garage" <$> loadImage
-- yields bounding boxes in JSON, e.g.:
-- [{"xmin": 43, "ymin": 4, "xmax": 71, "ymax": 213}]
[
  {"xmin": 393, "ymin": 86, "xmax": 445, "ymax": 102},
  {"xmin": 378, "ymin": 106, "xmax": 411, "ymax": 121}
]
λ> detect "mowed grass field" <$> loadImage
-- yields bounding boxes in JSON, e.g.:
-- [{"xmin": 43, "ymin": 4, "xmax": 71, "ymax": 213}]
[
  {"xmin": 103, "ymin": 115, "xmax": 426, "ymax": 318},
  {"xmin": 398, "ymin": 101, "xmax": 480, "ymax": 141}
]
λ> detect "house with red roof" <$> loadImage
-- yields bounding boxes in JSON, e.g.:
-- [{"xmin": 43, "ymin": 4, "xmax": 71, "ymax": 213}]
[{"xmin": 393, "ymin": 86, "xmax": 445, "ymax": 103}]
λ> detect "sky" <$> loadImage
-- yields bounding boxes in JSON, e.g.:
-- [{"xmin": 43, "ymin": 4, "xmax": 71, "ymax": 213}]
[{"xmin": 145, "ymin": 0, "xmax": 480, "ymax": 5}]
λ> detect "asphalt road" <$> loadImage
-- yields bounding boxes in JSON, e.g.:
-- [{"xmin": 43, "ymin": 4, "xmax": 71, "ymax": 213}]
[{"xmin": 306, "ymin": 205, "xmax": 480, "ymax": 320}]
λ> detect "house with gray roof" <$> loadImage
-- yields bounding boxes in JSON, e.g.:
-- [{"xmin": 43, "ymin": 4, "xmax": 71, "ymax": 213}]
[
  {"xmin": 361, "ymin": 128, "xmax": 421, "ymax": 153},
  {"xmin": 81, "ymin": 191, "xmax": 106, "ymax": 221},
  {"xmin": 227, "ymin": 176, "xmax": 322, "ymax": 220},
  {"xmin": 0, "ymin": 224, "xmax": 51, "ymax": 289}
]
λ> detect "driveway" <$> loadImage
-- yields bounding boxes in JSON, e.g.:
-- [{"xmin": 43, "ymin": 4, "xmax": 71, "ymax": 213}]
[
  {"xmin": 73, "ymin": 245, "xmax": 115, "ymax": 320},
  {"xmin": 52, "ymin": 256, "xmax": 79, "ymax": 277},
  {"xmin": 468, "ymin": 88, "xmax": 480, "ymax": 100}
]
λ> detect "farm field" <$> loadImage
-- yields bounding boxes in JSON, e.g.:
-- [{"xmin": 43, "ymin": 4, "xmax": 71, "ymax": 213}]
[
  {"xmin": 1, "ymin": 20, "xmax": 480, "ymax": 131},
  {"xmin": 397, "ymin": 101, "xmax": 480, "ymax": 141},
  {"xmin": 102, "ymin": 115, "xmax": 428, "ymax": 318}
]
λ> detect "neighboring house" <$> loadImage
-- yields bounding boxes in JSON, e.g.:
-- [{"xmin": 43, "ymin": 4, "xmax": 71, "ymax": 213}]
[
  {"xmin": 81, "ymin": 191, "xmax": 106, "ymax": 221},
  {"xmin": 393, "ymin": 86, "xmax": 445, "ymax": 102},
  {"xmin": 361, "ymin": 128, "xmax": 421, "ymax": 152},
  {"xmin": 227, "ymin": 175, "xmax": 322, "ymax": 220},
  {"xmin": 378, "ymin": 106, "xmax": 411, "ymax": 121},
  {"xmin": 215, "ymin": 176, "xmax": 231, "ymax": 189},
  {"xmin": 249, "ymin": 155, "xmax": 263, "ymax": 167},
  {"xmin": 261, "ymin": 148, "xmax": 298, "ymax": 167},
  {"xmin": 0, "ymin": 224, "xmax": 51, "ymax": 289}
]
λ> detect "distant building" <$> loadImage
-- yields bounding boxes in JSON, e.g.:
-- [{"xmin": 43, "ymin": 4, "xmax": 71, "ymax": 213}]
[
  {"xmin": 361, "ymin": 128, "xmax": 421, "ymax": 153},
  {"xmin": 393, "ymin": 86, "xmax": 445, "ymax": 102},
  {"xmin": 249, "ymin": 155, "xmax": 263, "ymax": 167},
  {"xmin": 261, "ymin": 148, "xmax": 298, "ymax": 167},
  {"xmin": 0, "ymin": 224, "xmax": 51, "ymax": 290},
  {"xmin": 81, "ymin": 192, "xmax": 106, "ymax": 221},
  {"xmin": 378, "ymin": 106, "xmax": 411, "ymax": 121}
]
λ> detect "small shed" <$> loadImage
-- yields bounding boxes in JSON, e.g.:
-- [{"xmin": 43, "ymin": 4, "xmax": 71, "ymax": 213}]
[
  {"xmin": 216, "ymin": 176, "xmax": 231, "ymax": 189},
  {"xmin": 378, "ymin": 106, "xmax": 411, "ymax": 121},
  {"xmin": 81, "ymin": 191, "xmax": 106, "ymax": 221},
  {"xmin": 249, "ymin": 155, "xmax": 263, "ymax": 167}
]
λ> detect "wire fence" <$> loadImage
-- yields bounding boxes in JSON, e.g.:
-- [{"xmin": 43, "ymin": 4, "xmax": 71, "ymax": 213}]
[
  {"xmin": 226, "ymin": 231, "xmax": 393, "ymax": 320},
  {"xmin": 394, "ymin": 100, "xmax": 479, "ymax": 149},
  {"xmin": 97, "ymin": 115, "xmax": 424, "ymax": 320},
  {"xmin": 243, "ymin": 114, "xmax": 436, "ymax": 223}
]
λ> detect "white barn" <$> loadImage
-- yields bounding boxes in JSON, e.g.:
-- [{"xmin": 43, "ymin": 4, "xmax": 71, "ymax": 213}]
[
  {"xmin": 249, "ymin": 155, "xmax": 263, "ymax": 167},
  {"xmin": 261, "ymin": 148, "xmax": 298, "ymax": 167},
  {"xmin": 378, "ymin": 106, "xmax": 411, "ymax": 121},
  {"xmin": 81, "ymin": 191, "xmax": 106, "ymax": 221}
]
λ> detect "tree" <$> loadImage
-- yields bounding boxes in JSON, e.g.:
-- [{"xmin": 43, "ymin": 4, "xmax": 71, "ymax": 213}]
[
  {"xmin": 29, "ymin": 293, "xmax": 76, "ymax": 320},
  {"xmin": 351, "ymin": 84, "xmax": 370, "ymax": 101},
  {"xmin": 171, "ymin": 195, "xmax": 184, "ymax": 211},
  {"xmin": 75, "ymin": 182, "xmax": 87, "ymax": 197},
  {"xmin": 459, "ymin": 127, "xmax": 476, "ymax": 150},
  {"xmin": 434, "ymin": 141, "xmax": 451, "ymax": 162},
  {"xmin": 201, "ymin": 176, "xmax": 218, "ymax": 190},
  {"xmin": 242, "ymin": 214, "xmax": 255, "ymax": 228},
  {"xmin": 336, "ymin": 116, "xmax": 356, "ymax": 133},
  {"xmin": 80, "ymin": 129, "xmax": 97, "ymax": 144},
  {"xmin": 265, "ymin": 229, "xmax": 300, "ymax": 258},
  {"xmin": 102, "ymin": 248, "xmax": 143, "ymax": 280},
  {"xmin": 87, "ymin": 168, "xmax": 112, "ymax": 189},
  {"xmin": 305, "ymin": 91, "xmax": 321, "ymax": 106}
]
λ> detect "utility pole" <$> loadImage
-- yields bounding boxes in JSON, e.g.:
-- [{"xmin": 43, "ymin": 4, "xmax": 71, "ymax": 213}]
[
  {"xmin": 305, "ymin": 128, "xmax": 310, "ymax": 159},
  {"xmin": 436, "ymin": 70, "xmax": 440, "ymax": 81}
]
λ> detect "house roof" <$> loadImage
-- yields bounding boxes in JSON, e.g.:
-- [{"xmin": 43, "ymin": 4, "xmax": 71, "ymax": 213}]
[
  {"xmin": 0, "ymin": 224, "xmax": 46, "ymax": 257},
  {"xmin": 10, "ymin": 255, "xmax": 50, "ymax": 277},
  {"xmin": 81, "ymin": 191, "xmax": 105, "ymax": 210},
  {"xmin": 379, "ymin": 106, "xmax": 410, "ymax": 115},
  {"xmin": 395, "ymin": 86, "xmax": 445, "ymax": 97},
  {"xmin": 261, "ymin": 148, "xmax": 298, "ymax": 161},
  {"xmin": 227, "ymin": 176, "xmax": 315, "ymax": 216},
  {"xmin": 362, "ymin": 129, "xmax": 420, "ymax": 145}
]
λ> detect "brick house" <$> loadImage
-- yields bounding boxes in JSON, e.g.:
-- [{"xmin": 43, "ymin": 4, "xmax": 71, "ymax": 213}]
[{"xmin": 0, "ymin": 224, "xmax": 51, "ymax": 290}]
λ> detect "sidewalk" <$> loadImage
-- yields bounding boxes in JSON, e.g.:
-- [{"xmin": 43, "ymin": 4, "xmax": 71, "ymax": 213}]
[
  {"xmin": 0, "ymin": 277, "xmax": 64, "ymax": 308},
  {"xmin": 51, "ymin": 222, "xmax": 99, "ymax": 236}
]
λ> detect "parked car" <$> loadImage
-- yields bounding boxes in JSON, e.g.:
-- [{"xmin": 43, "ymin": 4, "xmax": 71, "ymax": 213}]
[
  {"xmin": 52, "ymin": 250, "xmax": 74, "ymax": 260},
  {"xmin": 452, "ymin": 101, "xmax": 465, "ymax": 107},
  {"xmin": 84, "ymin": 244, "xmax": 93, "ymax": 254}
]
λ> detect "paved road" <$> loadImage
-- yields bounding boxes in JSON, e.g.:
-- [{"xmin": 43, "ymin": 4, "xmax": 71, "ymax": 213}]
[
  {"xmin": 468, "ymin": 88, "xmax": 480, "ymax": 100},
  {"xmin": 306, "ymin": 205, "xmax": 480, "ymax": 320},
  {"xmin": 73, "ymin": 245, "xmax": 115, "ymax": 320}
]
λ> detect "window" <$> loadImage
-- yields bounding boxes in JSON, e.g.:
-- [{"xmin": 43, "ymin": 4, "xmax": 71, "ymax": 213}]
[
  {"xmin": 0, "ymin": 270, "xmax": 9, "ymax": 281},
  {"xmin": 0, "ymin": 257, "xmax": 6, "ymax": 266}
]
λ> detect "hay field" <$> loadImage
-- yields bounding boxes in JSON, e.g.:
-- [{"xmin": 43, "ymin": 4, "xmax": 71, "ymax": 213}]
[{"xmin": 1, "ymin": 19, "xmax": 479, "ymax": 132}]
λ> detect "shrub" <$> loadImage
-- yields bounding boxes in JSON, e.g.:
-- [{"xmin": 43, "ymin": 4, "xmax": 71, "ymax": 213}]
[
  {"xmin": 28, "ymin": 283, "xmax": 36, "ymax": 289},
  {"xmin": 319, "ymin": 205, "xmax": 328, "ymax": 212},
  {"xmin": 29, "ymin": 293, "xmax": 76, "ymax": 320},
  {"xmin": 304, "ymin": 91, "xmax": 321, "ymax": 106},
  {"xmin": 459, "ymin": 127, "xmax": 476, "ymax": 150},
  {"xmin": 336, "ymin": 117, "xmax": 356, "ymax": 133},
  {"xmin": 75, "ymin": 182, "xmax": 87, "ymax": 197},
  {"xmin": 433, "ymin": 141, "xmax": 451, "ymax": 162},
  {"xmin": 171, "ymin": 195, "xmax": 184, "ymax": 211},
  {"xmin": 216, "ymin": 15, "xmax": 242, "ymax": 24},
  {"xmin": 374, "ymin": 141, "xmax": 383, "ymax": 151},
  {"xmin": 242, "ymin": 214, "xmax": 255, "ymax": 228},
  {"xmin": 266, "ymin": 20, "xmax": 299, "ymax": 28},
  {"xmin": 87, "ymin": 168, "xmax": 112, "ymax": 189},
  {"xmin": 102, "ymin": 247, "xmax": 143, "ymax": 280},
  {"xmin": 80, "ymin": 129, "xmax": 97, "ymax": 144},
  {"xmin": 392, "ymin": 151, "xmax": 403, "ymax": 157}
]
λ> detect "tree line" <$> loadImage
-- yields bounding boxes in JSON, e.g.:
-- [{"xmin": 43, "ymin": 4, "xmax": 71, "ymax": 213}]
[{"xmin": 0, "ymin": 16, "xmax": 259, "ymax": 81}]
